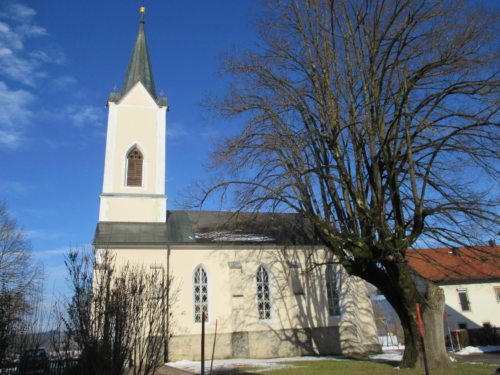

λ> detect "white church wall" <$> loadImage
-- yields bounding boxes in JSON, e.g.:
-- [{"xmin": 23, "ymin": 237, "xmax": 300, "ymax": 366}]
[
  {"xmin": 99, "ymin": 196, "xmax": 166, "ymax": 222},
  {"xmin": 106, "ymin": 246, "xmax": 380, "ymax": 360}
]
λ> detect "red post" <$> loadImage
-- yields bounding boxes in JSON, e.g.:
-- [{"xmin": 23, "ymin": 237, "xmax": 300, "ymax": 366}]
[{"xmin": 416, "ymin": 304, "xmax": 430, "ymax": 375}]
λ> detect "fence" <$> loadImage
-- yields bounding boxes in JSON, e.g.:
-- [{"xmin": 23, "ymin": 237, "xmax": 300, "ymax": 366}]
[
  {"xmin": 447, "ymin": 327, "xmax": 500, "ymax": 348},
  {"xmin": 0, "ymin": 358, "xmax": 78, "ymax": 375},
  {"xmin": 468, "ymin": 327, "xmax": 500, "ymax": 346}
]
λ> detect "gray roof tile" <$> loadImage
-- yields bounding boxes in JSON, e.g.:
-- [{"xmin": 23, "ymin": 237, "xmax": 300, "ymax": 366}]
[{"xmin": 93, "ymin": 210, "xmax": 316, "ymax": 247}]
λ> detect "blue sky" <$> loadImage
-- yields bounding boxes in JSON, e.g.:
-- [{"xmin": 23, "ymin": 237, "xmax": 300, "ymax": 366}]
[
  {"xmin": 1, "ymin": 1, "xmax": 498, "ymax": 305},
  {"xmin": 0, "ymin": 1, "xmax": 258, "ymax": 299}
]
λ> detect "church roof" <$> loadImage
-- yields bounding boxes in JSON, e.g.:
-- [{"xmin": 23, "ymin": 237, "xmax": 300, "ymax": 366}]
[
  {"xmin": 121, "ymin": 10, "xmax": 156, "ymax": 99},
  {"xmin": 93, "ymin": 210, "xmax": 316, "ymax": 247}
]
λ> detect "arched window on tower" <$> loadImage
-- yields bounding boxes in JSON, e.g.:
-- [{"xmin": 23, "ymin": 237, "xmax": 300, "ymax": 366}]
[
  {"xmin": 326, "ymin": 265, "xmax": 341, "ymax": 317},
  {"xmin": 256, "ymin": 266, "xmax": 271, "ymax": 320},
  {"xmin": 126, "ymin": 147, "xmax": 143, "ymax": 186},
  {"xmin": 194, "ymin": 266, "xmax": 208, "ymax": 323}
]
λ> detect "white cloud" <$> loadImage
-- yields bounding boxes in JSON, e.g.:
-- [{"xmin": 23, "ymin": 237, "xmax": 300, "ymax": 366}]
[
  {"xmin": 0, "ymin": 2, "xmax": 56, "ymax": 87},
  {"xmin": 167, "ymin": 121, "xmax": 189, "ymax": 139},
  {"xmin": 0, "ymin": 129, "xmax": 24, "ymax": 147},
  {"xmin": 0, "ymin": 180, "xmax": 29, "ymax": 193},
  {"xmin": 34, "ymin": 244, "xmax": 92, "ymax": 260},
  {"xmin": 0, "ymin": 47, "xmax": 42, "ymax": 85},
  {"xmin": 25, "ymin": 230, "xmax": 65, "ymax": 241},
  {"xmin": 16, "ymin": 23, "xmax": 46, "ymax": 38},
  {"xmin": 37, "ymin": 247, "xmax": 68, "ymax": 256},
  {"xmin": 0, "ymin": 81, "xmax": 34, "ymax": 125},
  {"xmin": 65, "ymin": 105, "xmax": 105, "ymax": 127},
  {"xmin": 0, "ymin": 81, "xmax": 34, "ymax": 147},
  {"xmin": 53, "ymin": 75, "xmax": 77, "ymax": 90},
  {"xmin": 30, "ymin": 48, "xmax": 66, "ymax": 65},
  {"xmin": 0, "ymin": 20, "xmax": 24, "ymax": 50},
  {"xmin": 3, "ymin": 3, "xmax": 37, "ymax": 22},
  {"xmin": 38, "ymin": 104, "xmax": 106, "ymax": 129},
  {"xmin": 0, "ymin": 3, "xmax": 69, "ymax": 147}
]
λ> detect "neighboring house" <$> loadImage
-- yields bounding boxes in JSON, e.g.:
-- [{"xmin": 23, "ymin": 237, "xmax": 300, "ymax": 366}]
[
  {"xmin": 91, "ymin": 8, "xmax": 380, "ymax": 361},
  {"xmin": 407, "ymin": 246, "xmax": 500, "ymax": 330}
]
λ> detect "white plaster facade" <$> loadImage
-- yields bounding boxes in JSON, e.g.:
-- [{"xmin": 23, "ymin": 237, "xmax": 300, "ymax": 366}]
[
  {"xmin": 105, "ymin": 245, "xmax": 380, "ymax": 360},
  {"xmin": 441, "ymin": 281, "xmax": 500, "ymax": 330},
  {"xmin": 99, "ymin": 82, "xmax": 166, "ymax": 223}
]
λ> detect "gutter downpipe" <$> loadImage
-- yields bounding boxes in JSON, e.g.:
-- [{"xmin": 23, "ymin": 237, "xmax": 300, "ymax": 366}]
[{"xmin": 164, "ymin": 244, "xmax": 171, "ymax": 363}]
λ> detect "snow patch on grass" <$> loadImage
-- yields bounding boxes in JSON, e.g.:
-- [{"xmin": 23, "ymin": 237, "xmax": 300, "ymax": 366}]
[
  {"xmin": 455, "ymin": 345, "xmax": 500, "ymax": 355},
  {"xmin": 368, "ymin": 350, "xmax": 403, "ymax": 362},
  {"xmin": 167, "ymin": 356, "xmax": 343, "ymax": 374}
]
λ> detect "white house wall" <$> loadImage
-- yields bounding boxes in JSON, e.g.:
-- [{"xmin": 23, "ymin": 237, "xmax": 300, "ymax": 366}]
[{"xmin": 441, "ymin": 281, "xmax": 500, "ymax": 330}]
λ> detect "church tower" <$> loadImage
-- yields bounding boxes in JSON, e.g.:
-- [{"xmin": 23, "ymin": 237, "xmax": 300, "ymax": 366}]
[{"xmin": 99, "ymin": 7, "xmax": 168, "ymax": 223}]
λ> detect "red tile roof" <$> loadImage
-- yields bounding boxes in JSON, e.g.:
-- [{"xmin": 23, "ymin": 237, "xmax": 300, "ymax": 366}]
[{"xmin": 406, "ymin": 246, "xmax": 500, "ymax": 283}]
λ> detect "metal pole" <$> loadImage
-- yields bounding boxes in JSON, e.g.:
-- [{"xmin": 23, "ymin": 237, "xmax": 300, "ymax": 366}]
[
  {"xmin": 209, "ymin": 320, "xmax": 218, "ymax": 375},
  {"xmin": 455, "ymin": 323, "xmax": 462, "ymax": 352},
  {"xmin": 201, "ymin": 312, "xmax": 205, "ymax": 375},
  {"xmin": 416, "ymin": 304, "xmax": 430, "ymax": 375},
  {"xmin": 444, "ymin": 312, "xmax": 455, "ymax": 352}
]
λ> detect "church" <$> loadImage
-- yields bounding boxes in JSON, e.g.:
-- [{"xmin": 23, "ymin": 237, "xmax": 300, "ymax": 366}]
[{"xmin": 93, "ymin": 7, "xmax": 380, "ymax": 361}]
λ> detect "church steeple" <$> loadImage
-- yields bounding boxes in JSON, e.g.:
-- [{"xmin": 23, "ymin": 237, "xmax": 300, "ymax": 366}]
[
  {"xmin": 99, "ymin": 5, "xmax": 167, "ymax": 223},
  {"xmin": 122, "ymin": 6, "xmax": 157, "ymax": 99}
]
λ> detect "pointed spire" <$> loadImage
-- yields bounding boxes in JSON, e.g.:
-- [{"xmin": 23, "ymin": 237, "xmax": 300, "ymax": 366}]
[{"xmin": 121, "ymin": 6, "xmax": 157, "ymax": 98}]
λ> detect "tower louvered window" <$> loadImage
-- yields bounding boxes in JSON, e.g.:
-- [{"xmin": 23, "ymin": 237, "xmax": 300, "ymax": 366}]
[
  {"xmin": 194, "ymin": 266, "xmax": 208, "ymax": 322},
  {"xmin": 127, "ymin": 147, "xmax": 143, "ymax": 186},
  {"xmin": 256, "ymin": 266, "xmax": 271, "ymax": 320},
  {"xmin": 326, "ymin": 265, "xmax": 341, "ymax": 316}
]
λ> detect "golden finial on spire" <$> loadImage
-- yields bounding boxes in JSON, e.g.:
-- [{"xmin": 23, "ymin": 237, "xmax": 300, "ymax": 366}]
[{"xmin": 140, "ymin": 5, "xmax": 146, "ymax": 23}]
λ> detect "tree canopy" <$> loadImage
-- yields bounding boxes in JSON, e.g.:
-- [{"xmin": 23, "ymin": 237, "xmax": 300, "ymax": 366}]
[{"xmin": 204, "ymin": 0, "xmax": 499, "ymax": 368}]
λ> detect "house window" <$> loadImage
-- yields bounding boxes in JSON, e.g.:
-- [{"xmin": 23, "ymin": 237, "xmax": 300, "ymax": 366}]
[
  {"xmin": 326, "ymin": 265, "xmax": 341, "ymax": 316},
  {"xmin": 457, "ymin": 289, "xmax": 471, "ymax": 311},
  {"xmin": 194, "ymin": 266, "xmax": 208, "ymax": 323},
  {"xmin": 494, "ymin": 286, "xmax": 500, "ymax": 303},
  {"xmin": 458, "ymin": 322, "xmax": 467, "ymax": 329},
  {"xmin": 126, "ymin": 147, "xmax": 143, "ymax": 186},
  {"xmin": 256, "ymin": 266, "xmax": 271, "ymax": 320}
]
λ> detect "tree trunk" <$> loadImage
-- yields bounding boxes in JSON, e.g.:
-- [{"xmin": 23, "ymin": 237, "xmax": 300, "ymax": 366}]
[
  {"xmin": 399, "ymin": 282, "xmax": 451, "ymax": 368},
  {"xmin": 357, "ymin": 262, "xmax": 451, "ymax": 369},
  {"xmin": 385, "ymin": 268, "xmax": 451, "ymax": 368}
]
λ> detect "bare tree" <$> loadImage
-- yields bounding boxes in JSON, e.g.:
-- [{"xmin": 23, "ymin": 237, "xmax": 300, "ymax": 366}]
[
  {"xmin": 61, "ymin": 248, "xmax": 176, "ymax": 375},
  {"xmin": 203, "ymin": 0, "xmax": 499, "ymax": 368},
  {"xmin": 0, "ymin": 202, "xmax": 43, "ymax": 362}
]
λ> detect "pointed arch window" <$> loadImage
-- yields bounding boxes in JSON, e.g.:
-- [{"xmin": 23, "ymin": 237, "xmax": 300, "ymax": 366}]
[
  {"xmin": 326, "ymin": 265, "xmax": 341, "ymax": 317},
  {"xmin": 194, "ymin": 266, "xmax": 208, "ymax": 323},
  {"xmin": 256, "ymin": 266, "xmax": 271, "ymax": 320},
  {"xmin": 126, "ymin": 147, "xmax": 143, "ymax": 186}
]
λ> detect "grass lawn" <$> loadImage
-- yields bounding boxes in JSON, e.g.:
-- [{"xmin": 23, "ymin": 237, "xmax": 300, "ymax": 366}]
[{"xmin": 226, "ymin": 360, "xmax": 497, "ymax": 375}]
